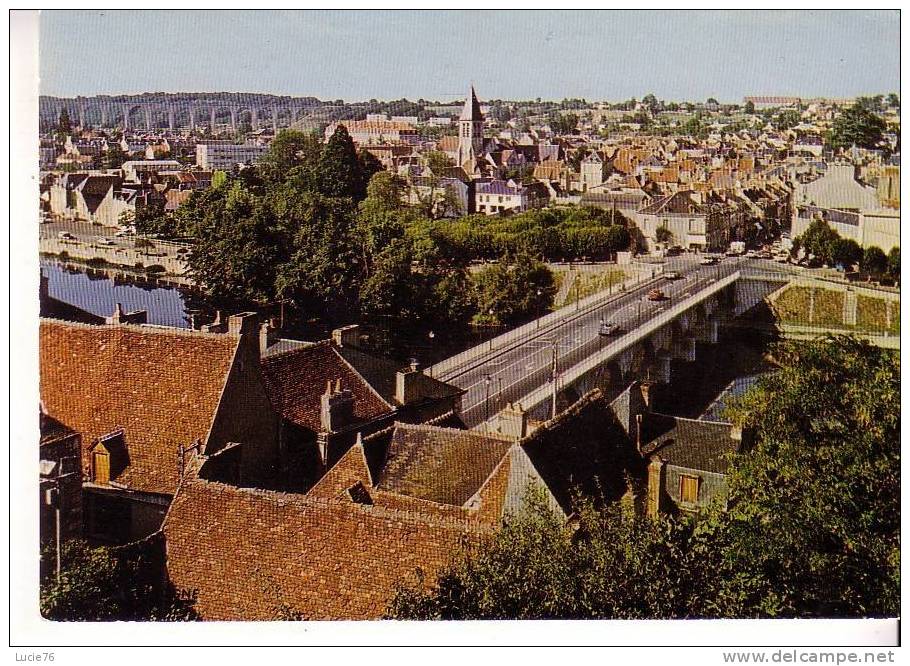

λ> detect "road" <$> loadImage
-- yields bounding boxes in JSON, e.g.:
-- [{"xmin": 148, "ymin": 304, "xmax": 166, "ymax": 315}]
[
  {"xmin": 443, "ymin": 254, "xmax": 764, "ymax": 428},
  {"xmin": 40, "ymin": 219, "xmax": 189, "ymax": 260}
]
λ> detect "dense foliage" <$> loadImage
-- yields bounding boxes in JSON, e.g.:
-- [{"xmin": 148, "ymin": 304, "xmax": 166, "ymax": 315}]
[
  {"xmin": 793, "ymin": 218, "xmax": 894, "ymax": 277},
  {"xmin": 136, "ymin": 128, "xmax": 631, "ymax": 333},
  {"xmin": 415, "ymin": 207, "xmax": 631, "ymax": 263},
  {"xmin": 40, "ymin": 540, "xmax": 197, "ymax": 621},
  {"xmin": 827, "ymin": 102, "xmax": 888, "ymax": 151},
  {"xmin": 388, "ymin": 337, "xmax": 900, "ymax": 619}
]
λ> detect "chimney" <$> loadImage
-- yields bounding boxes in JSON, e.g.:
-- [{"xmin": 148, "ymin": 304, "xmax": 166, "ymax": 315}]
[
  {"xmin": 201, "ymin": 310, "xmax": 227, "ymax": 333},
  {"xmin": 228, "ymin": 312, "xmax": 258, "ymax": 337},
  {"xmin": 730, "ymin": 423, "xmax": 753, "ymax": 450},
  {"xmin": 320, "ymin": 378, "xmax": 355, "ymax": 433},
  {"xmin": 106, "ymin": 303, "xmax": 148, "ymax": 326},
  {"xmin": 639, "ymin": 381, "xmax": 654, "ymax": 409},
  {"xmin": 646, "ymin": 457, "xmax": 666, "ymax": 517},
  {"xmin": 497, "ymin": 402, "xmax": 528, "ymax": 440},
  {"xmin": 395, "ymin": 364, "xmax": 424, "ymax": 406},
  {"xmin": 635, "ymin": 413, "xmax": 643, "ymax": 454},
  {"xmin": 332, "ymin": 324, "xmax": 360, "ymax": 349},
  {"xmin": 259, "ymin": 320, "xmax": 279, "ymax": 356}
]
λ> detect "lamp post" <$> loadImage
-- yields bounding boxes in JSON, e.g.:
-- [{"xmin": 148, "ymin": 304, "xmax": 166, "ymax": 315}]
[
  {"xmin": 536, "ymin": 288, "xmax": 542, "ymax": 329},
  {"xmin": 484, "ymin": 374, "xmax": 493, "ymax": 425}
]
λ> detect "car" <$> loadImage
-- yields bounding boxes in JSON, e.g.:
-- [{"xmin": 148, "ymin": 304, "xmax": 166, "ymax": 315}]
[
  {"xmin": 647, "ymin": 288, "xmax": 666, "ymax": 301},
  {"xmin": 115, "ymin": 230, "xmax": 131, "ymax": 238},
  {"xmin": 57, "ymin": 231, "xmax": 75, "ymax": 240},
  {"xmin": 96, "ymin": 237, "xmax": 115, "ymax": 246},
  {"xmin": 775, "ymin": 254, "xmax": 789, "ymax": 263},
  {"xmin": 598, "ymin": 320, "xmax": 620, "ymax": 337},
  {"xmin": 664, "ymin": 271, "xmax": 682, "ymax": 280},
  {"xmin": 745, "ymin": 250, "xmax": 758, "ymax": 258},
  {"xmin": 700, "ymin": 256, "xmax": 718, "ymax": 266}
]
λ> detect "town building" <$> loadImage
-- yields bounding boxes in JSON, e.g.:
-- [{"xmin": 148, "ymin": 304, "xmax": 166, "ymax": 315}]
[
  {"xmin": 39, "ymin": 314, "xmax": 281, "ymax": 544},
  {"xmin": 195, "ymin": 141, "xmax": 268, "ymax": 170}
]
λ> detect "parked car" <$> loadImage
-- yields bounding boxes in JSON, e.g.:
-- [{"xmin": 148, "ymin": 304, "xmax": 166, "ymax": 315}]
[
  {"xmin": 647, "ymin": 288, "xmax": 666, "ymax": 301},
  {"xmin": 115, "ymin": 230, "xmax": 131, "ymax": 238},
  {"xmin": 700, "ymin": 256, "xmax": 718, "ymax": 265},
  {"xmin": 665, "ymin": 271, "xmax": 682, "ymax": 280},
  {"xmin": 96, "ymin": 237, "xmax": 115, "ymax": 246},
  {"xmin": 598, "ymin": 319, "xmax": 620, "ymax": 337},
  {"xmin": 57, "ymin": 231, "xmax": 75, "ymax": 240}
]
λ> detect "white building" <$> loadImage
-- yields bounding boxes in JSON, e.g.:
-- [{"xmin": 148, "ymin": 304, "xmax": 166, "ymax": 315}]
[{"xmin": 196, "ymin": 142, "xmax": 268, "ymax": 170}]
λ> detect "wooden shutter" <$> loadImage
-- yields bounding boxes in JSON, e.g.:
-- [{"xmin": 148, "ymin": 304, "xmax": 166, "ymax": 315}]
[
  {"xmin": 93, "ymin": 450, "xmax": 110, "ymax": 484},
  {"xmin": 679, "ymin": 475, "xmax": 699, "ymax": 504}
]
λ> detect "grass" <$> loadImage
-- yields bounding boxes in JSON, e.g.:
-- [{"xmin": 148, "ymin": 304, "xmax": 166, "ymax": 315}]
[
  {"xmin": 856, "ymin": 295, "xmax": 888, "ymax": 333},
  {"xmin": 811, "ymin": 289, "xmax": 845, "ymax": 327},
  {"xmin": 556, "ymin": 269, "xmax": 627, "ymax": 307},
  {"xmin": 772, "ymin": 286, "xmax": 812, "ymax": 324},
  {"xmin": 772, "ymin": 286, "xmax": 899, "ymax": 335}
]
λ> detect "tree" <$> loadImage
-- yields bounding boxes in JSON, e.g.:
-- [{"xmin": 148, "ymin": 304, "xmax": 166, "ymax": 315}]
[
  {"xmin": 425, "ymin": 150, "xmax": 453, "ymax": 175},
  {"xmin": 388, "ymin": 337, "xmax": 900, "ymax": 620},
  {"xmin": 772, "ymin": 110, "xmax": 801, "ymax": 131},
  {"xmin": 886, "ymin": 247, "xmax": 900, "ymax": 278},
  {"xmin": 861, "ymin": 246, "xmax": 888, "ymax": 276},
  {"xmin": 714, "ymin": 337, "xmax": 899, "ymax": 617},
  {"xmin": 317, "ymin": 125, "xmax": 367, "ymax": 200},
  {"xmin": 58, "ymin": 107, "xmax": 72, "ymax": 134},
  {"xmin": 40, "ymin": 540, "xmax": 197, "ymax": 621},
  {"xmin": 259, "ymin": 129, "xmax": 322, "ymax": 180},
  {"xmin": 829, "ymin": 237, "xmax": 862, "ymax": 270},
  {"xmin": 795, "ymin": 218, "xmax": 839, "ymax": 265},
  {"xmin": 828, "ymin": 103, "xmax": 887, "ymax": 151},
  {"xmin": 886, "ymin": 93, "xmax": 899, "ymax": 110},
  {"xmin": 706, "ymin": 97, "xmax": 719, "ymax": 106},
  {"xmin": 655, "ymin": 225, "xmax": 673, "ymax": 244},
  {"xmin": 744, "ymin": 100, "xmax": 756, "ymax": 114},
  {"xmin": 472, "ymin": 252, "xmax": 556, "ymax": 326}
]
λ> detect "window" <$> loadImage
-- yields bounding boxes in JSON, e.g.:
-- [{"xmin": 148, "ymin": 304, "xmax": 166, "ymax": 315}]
[
  {"xmin": 679, "ymin": 475, "xmax": 699, "ymax": 504},
  {"xmin": 93, "ymin": 449, "xmax": 110, "ymax": 484}
]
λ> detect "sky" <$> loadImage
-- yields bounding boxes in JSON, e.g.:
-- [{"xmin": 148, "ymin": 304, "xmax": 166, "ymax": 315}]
[{"xmin": 39, "ymin": 10, "xmax": 900, "ymax": 103}]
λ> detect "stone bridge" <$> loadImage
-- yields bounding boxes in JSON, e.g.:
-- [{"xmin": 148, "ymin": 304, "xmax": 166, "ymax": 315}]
[{"xmin": 40, "ymin": 97, "xmax": 323, "ymax": 133}]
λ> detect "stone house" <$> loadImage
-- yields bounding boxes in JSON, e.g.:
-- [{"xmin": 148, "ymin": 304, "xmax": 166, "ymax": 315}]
[
  {"xmin": 39, "ymin": 314, "xmax": 281, "ymax": 544},
  {"xmin": 639, "ymin": 413, "xmax": 743, "ymax": 516},
  {"xmin": 258, "ymin": 324, "xmax": 465, "ymax": 493},
  {"xmin": 475, "ymin": 179, "xmax": 548, "ymax": 215},
  {"xmin": 39, "ymin": 411, "xmax": 83, "ymax": 547},
  {"xmin": 161, "ymin": 387, "xmax": 635, "ymax": 619}
]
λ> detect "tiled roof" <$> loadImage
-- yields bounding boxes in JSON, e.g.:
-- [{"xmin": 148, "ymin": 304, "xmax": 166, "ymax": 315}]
[
  {"xmin": 260, "ymin": 341, "xmax": 393, "ymax": 433},
  {"xmin": 640, "ymin": 413, "xmax": 738, "ymax": 475},
  {"xmin": 39, "ymin": 319, "xmax": 238, "ymax": 495},
  {"xmin": 375, "ymin": 423, "xmax": 513, "ymax": 506},
  {"xmin": 336, "ymin": 346, "xmax": 462, "ymax": 406},
  {"xmin": 40, "ymin": 413, "xmax": 79, "ymax": 447},
  {"xmin": 638, "ymin": 190, "xmax": 706, "ymax": 216},
  {"xmin": 477, "ymin": 180, "xmax": 523, "ymax": 196},
  {"xmin": 163, "ymin": 472, "xmax": 489, "ymax": 620}
]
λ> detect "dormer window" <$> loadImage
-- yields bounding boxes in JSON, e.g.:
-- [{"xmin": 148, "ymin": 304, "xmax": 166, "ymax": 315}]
[{"xmin": 91, "ymin": 429, "xmax": 125, "ymax": 484}]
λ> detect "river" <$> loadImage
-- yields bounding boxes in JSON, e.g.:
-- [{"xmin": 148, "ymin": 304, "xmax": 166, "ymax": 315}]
[{"xmin": 41, "ymin": 259, "xmax": 195, "ymax": 328}]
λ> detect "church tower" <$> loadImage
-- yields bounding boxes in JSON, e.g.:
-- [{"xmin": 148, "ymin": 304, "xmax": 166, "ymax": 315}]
[{"xmin": 457, "ymin": 86, "xmax": 485, "ymax": 167}]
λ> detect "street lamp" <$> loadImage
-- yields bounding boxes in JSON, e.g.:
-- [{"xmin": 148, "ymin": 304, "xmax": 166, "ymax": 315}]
[{"xmin": 484, "ymin": 374, "xmax": 493, "ymax": 424}]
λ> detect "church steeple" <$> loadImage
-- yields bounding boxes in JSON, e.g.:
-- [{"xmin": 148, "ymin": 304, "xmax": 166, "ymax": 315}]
[{"xmin": 457, "ymin": 85, "xmax": 485, "ymax": 167}]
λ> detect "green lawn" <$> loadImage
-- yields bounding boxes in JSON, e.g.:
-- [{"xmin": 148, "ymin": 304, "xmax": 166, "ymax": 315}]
[{"xmin": 556, "ymin": 269, "xmax": 627, "ymax": 307}]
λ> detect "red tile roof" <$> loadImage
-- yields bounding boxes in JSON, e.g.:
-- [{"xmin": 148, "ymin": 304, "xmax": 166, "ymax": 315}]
[
  {"xmin": 163, "ymin": 469, "xmax": 490, "ymax": 620},
  {"xmin": 39, "ymin": 319, "xmax": 238, "ymax": 495},
  {"xmin": 260, "ymin": 342, "xmax": 393, "ymax": 433}
]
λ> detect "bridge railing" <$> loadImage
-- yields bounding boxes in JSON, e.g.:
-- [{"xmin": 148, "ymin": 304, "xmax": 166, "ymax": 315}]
[
  {"xmin": 482, "ymin": 270, "xmax": 741, "ymax": 424},
  {"xmin": 427, "ymin": 263, "xmax": 664, "ymax": 379}
]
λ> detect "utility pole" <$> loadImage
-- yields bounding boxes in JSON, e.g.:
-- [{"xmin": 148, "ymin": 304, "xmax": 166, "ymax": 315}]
[{"xmin": 484, "ymin": 374, "xmax": 492, "ymax": 424}]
